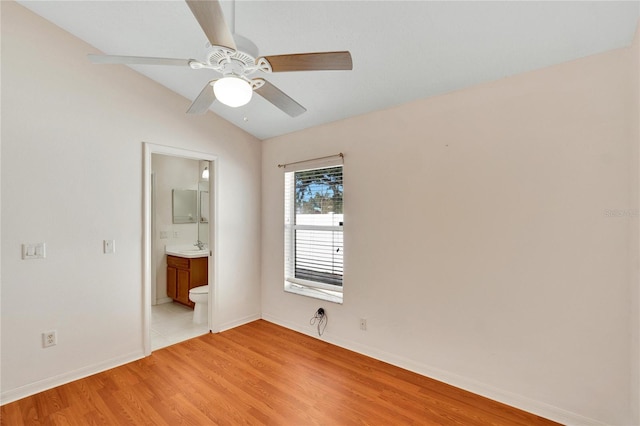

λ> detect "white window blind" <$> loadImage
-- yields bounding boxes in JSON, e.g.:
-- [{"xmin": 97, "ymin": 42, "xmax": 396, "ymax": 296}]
[{"xmin": 285, "ymin": 164, "xmax": 343, "ymax": 293}]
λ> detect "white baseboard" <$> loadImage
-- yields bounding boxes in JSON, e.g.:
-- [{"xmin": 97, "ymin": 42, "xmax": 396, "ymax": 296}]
[
  {"xmin": 216, "ymin": 312, "xmax": 262, "ymax": 333},
  {"xmin": 0, "ymin": 350, "xmax": 145, "ymax": 406},
  {"xmin": 0, "ymin": 313, "xmax": 259, "ymax": 406},
  {"xmin": 0, "ymin": 315, "xmax": 610, "ymax": 426},
  {"xmin": 261, "ymin": 314, "xmax": 605, "ymax": 426}
]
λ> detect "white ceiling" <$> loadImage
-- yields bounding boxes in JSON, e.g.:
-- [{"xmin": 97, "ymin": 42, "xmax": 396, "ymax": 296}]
[{"xmin": 17, "ymin": 1, "xmax": 640, "ymax": 140}]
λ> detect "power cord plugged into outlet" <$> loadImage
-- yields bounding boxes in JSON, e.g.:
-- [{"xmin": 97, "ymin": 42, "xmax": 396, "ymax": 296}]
[{"xmin": 310, "ymin": 307, "xmax": 327, "ymax": 336}]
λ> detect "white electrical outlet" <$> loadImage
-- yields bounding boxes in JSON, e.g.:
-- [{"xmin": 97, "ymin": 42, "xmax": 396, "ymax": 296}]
[
  {"xmin": 360, "ymin": 318, "xmax": 367, "ymax": 331},
  {"xmin": 42, "ymin": 330, "xmax": 57, "ymax": 348}
]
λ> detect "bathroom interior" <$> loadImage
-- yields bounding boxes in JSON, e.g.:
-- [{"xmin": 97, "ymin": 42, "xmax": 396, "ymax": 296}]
[{"xmin": 151, "ymin": 153, "xmax": 212, "ymax": 351}]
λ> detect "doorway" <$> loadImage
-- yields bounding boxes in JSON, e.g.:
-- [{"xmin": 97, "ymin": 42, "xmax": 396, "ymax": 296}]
[{"xmin": 143, "ymin": 143, "xmax": 218, "ymax": 355}]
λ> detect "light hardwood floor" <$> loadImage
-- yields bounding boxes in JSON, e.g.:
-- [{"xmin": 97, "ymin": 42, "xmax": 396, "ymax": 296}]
[{"xmin": 1, "ymin": 320, "xmax": 560, "ymax": 425}]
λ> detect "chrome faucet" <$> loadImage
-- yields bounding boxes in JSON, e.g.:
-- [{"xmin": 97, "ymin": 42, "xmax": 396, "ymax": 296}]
[{"xmin": 194, "ymin": 240, "xmax": 205, "ymax": 250}]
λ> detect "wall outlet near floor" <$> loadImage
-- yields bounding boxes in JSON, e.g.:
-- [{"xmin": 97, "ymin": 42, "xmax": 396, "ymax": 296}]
[
  {"xmin": 42, "ymin": 330, "xmax": 57, "ymax": 348},
  {"xmin": 359, "ymin": 318, "xmax": 367, "ymax": 331}
]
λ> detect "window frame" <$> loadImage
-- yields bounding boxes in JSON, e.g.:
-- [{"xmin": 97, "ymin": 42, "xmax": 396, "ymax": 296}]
[{"xmin": 284, "ymin": 162, "xmax": 344, "ymax": 303}]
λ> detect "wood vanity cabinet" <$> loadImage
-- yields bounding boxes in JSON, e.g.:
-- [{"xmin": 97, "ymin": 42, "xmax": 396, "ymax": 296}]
[{"xmin": 167, "ymin": 255, "xmax": 208, "ymax": 308}]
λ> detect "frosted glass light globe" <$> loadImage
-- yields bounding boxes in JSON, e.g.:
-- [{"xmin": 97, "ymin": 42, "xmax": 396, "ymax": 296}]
[{"xmin": 213, "ymin": 77, "xmax": 252, "ymax": 107}]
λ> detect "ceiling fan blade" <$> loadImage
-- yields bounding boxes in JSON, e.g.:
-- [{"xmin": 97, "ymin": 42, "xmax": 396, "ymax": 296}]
[
  {"xmin": 186, "ymin": 0, "xmax": 236, "ymax": 51},
  {"xmin": 254, "ymin": 79, "xmax": 306, "ymax": 117},
  {"xmin": 259, "ymin": 51, "xmax": 353, "ymax": 72},
  {"xmin": 88, "ymin": 54, "xmax": 193, "ymax": 66},
  {"xmin": 187, "ymin": 80, "xmax": 217, "ymax": 114}
]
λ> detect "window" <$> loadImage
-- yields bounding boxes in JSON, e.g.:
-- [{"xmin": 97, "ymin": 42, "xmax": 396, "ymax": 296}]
[{"xmin": 285, "ymin": 164, "xmax": 343, "ymax": 303}]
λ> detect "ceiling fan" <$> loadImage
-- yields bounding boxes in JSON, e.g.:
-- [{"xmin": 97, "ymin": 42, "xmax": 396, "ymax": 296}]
[{"xmin": 87, "ymin": 0, "xmax": 353, "ymax": 117}]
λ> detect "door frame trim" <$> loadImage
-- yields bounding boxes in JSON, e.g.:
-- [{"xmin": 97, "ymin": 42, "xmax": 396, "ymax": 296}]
[{"xmin": 143, "ymin": 142, "xmax": 218, "ymax": 355}]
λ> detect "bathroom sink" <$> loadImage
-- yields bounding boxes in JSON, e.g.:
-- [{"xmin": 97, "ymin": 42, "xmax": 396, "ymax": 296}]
[{"xmin": 165, "ymin": 246, "xmax": 209, "ymax": 258}]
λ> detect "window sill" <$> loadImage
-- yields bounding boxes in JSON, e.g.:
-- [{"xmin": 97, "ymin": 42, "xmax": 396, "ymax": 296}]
[{"xmin": 284, "ymin": 282, "xmax": 343, "ymax": 304}]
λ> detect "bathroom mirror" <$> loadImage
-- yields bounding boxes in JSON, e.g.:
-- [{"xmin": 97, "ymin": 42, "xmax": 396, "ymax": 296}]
[
  {"xmin": 197, "ymin": 178, "xmax": 210, "ymax": 245},
  {"xmin": 172, "ymin": 189, "xmax": 197, "ymax": 223}
]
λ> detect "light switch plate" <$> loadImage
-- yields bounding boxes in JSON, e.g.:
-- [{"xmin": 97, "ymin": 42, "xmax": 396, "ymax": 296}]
[
  {"xmin": 22, "ymin": 243, "xmax": 46, "ymax": 259},
  {"xmin": 103, "ymin": 240, "xmax": 115, "ymax": 254}
]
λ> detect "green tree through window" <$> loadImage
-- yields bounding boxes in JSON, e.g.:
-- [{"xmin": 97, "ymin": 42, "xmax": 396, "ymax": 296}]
[{"xmin": 295, "ymin": 166, "xmax": 343, "ymax": 215}]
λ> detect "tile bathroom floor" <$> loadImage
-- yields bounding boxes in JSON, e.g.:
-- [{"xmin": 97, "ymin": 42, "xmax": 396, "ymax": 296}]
[{"xmin": 151, "ymin": 302, "xmax": 209, "ymax": 351}]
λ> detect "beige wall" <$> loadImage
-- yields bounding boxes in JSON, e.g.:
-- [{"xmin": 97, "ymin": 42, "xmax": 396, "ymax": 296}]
[
  {"xmin": 631, "ymin": 22, "xmax": 640, "ymax": 425},
  {"xmin": 262, "ymin": 28, "xmax": 639, "ymax": 426},
  {"xmin": 1, "ymin": 1, "xmax": 262, "ymax": 402}
]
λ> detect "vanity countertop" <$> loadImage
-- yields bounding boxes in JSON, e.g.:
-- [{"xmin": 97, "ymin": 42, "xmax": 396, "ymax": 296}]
[{"xmin": 165, "ymin": 245, "xmax": 209, "ymax": 259}]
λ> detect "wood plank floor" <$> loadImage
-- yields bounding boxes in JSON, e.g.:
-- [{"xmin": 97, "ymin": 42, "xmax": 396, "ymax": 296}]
[{"xmin": 2, "ymin": 320, "xmax": 560, "ymax": 425}]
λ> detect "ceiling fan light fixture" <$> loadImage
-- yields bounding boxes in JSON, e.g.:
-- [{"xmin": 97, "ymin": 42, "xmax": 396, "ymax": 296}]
[
  {"xmin": 214, "ymin": 76, "xmax": 252, "ymax": 107},
  {"xmin": 88, "ymin": 0, "xmax": 353, "ymax": 117}
]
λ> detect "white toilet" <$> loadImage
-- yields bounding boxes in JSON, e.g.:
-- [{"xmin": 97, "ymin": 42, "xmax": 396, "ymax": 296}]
[{"xmin": 188, "ymin": 285, "xmax": 209, "ymax": 324}]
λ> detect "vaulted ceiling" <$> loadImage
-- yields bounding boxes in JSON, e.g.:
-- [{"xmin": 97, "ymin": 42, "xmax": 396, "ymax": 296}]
[{"xmin": 17, "ymin": 1, "xmax": 640, "ymax": 140}]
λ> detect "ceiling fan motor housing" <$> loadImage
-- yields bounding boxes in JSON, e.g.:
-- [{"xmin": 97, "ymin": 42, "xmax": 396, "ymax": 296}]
[{"xmin": 202, "ymin": 46, "xmax": 271, "ymax": 80}]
